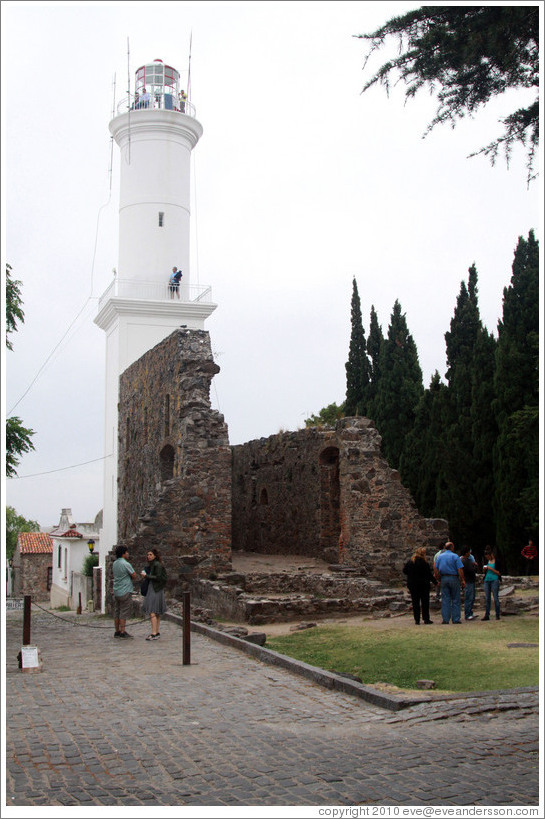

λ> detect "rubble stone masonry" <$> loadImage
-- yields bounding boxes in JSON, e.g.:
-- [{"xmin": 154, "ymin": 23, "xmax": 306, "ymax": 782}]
[
  {"xmin": 231, "ymin": 418, "xmax": 448, "ymax": 582},
  {"xmin": 113, "ymin": 329, "xmax": 232, "ymax": 608}
]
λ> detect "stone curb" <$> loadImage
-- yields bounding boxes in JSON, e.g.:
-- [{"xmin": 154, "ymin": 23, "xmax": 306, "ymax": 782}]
[{"xmin": 164, "ymin": 613, "xmax": 538, "ymax": 712}]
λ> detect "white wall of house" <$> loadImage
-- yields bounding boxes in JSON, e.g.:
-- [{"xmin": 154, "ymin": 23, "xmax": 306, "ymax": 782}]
[{"xmin": 50, "ymin": 533, "xmax": 100, "ymax": 609}]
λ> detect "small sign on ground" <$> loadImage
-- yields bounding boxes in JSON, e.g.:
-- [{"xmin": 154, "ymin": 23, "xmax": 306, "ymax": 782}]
[{"xmin": 21, "ymin": 646, "xmax": 40, "ymax": 669}]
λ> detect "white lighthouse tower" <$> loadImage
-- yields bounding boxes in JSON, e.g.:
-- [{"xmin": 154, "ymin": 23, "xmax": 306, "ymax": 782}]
[{"xmin": 94, "ymin": 59, "xmax": 216, "ymax": 591}]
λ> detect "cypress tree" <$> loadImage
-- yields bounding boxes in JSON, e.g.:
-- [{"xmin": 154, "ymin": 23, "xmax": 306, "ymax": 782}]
[
  {"xmin": 345, "ymin": 278, "xmax": 370, "ymax": 416},
  {"xmin": 366, "ymin": 304, "xmax": 384, "ymax": 417},
  {"xmin": 399, "ymin": 370, "xmax": 448, "ymax": 516},
  {"xmin": 493, "ymin": 231, "xmax": 539, "ymax": 567},
  {"xmin": 469, "ymin": 327, "xmax": 498, "ymax": 546},
  {"xmin": 372, "ymin": 300, "xmax": 423, "ymax": 469},
  {"xmin": 436, "ymin": 266, "xmax": 483, "ymax": 542}
]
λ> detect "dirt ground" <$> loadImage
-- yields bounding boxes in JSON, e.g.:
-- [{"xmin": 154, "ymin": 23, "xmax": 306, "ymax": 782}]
[{"xmin": 231, "ymin": 550, "xmax": 330, "ymax": 575}]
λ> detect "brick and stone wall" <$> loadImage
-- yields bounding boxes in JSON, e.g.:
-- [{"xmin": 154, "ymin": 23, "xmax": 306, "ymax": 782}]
[
  {"xmin": 232, "ymin": 417, "xmax": 448, "ymax": 582},
  {"xmin": 110, "ymin": 328, "xmax": 232, "ymax": 609},
  {"xmin": 12, "ymin": 554, "xmax": 52, "ymax": 602}
]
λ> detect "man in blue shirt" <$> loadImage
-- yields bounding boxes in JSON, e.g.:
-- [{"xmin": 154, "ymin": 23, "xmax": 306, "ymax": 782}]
[
  {"xmin": 435, "ymin": 542, "xmax": 466, "ymax": 624},
  {"xmin": 113, "ymin": 545, "xmax": 138, "ymax": 638}
]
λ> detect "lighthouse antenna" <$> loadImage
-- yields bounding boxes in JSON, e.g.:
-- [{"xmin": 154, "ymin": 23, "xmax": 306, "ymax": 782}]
[
  {"xmin": 108, "ymin": 73, "xmax": 116, "ymax": 194},
  {"xmin": 126, "ymin": 37, "xmax": 131, "ymax": 164},
  {"xmin": 187, "ymin": 31, "xmax": 192, "ymax": 102}
]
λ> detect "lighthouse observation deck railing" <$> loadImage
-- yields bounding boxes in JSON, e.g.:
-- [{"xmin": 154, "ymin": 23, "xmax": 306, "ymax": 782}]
[
  {"xmin": 116, "ymin": 94, "xmax": 196, "ymax": 118},
  {"xmin": 98, "ymin": 278, "xmax": 212, "ymax": 309}
]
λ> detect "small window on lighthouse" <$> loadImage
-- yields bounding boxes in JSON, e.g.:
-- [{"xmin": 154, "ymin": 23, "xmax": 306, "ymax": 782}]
[{"xmin": 158, "ymin": 211, "xmax": 164, "ymax": 227}]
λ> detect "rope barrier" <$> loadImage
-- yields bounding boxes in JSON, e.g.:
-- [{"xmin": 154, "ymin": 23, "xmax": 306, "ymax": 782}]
[{"xmin": 30, "ymin": 601, "xmax": 148, "ymax": 629}]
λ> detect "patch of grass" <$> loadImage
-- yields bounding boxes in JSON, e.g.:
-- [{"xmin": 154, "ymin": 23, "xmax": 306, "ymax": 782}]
[{"xmin": 267, "ymin": 617, "xmax": 539, "ymax": 692}]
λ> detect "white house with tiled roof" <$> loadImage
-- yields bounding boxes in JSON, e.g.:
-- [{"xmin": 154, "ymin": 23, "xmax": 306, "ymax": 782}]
[
  {"xmin": 49, "ymin": 508, "xmax": 101, "ymax": 609},
  {"xmin": 11, "ymin": 532, "xmax": 53, "ymax": 602}
]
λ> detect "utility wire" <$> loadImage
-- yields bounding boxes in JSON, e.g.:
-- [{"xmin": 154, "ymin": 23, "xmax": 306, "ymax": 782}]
[
  {"xmin": 8, "ymin": 130, "xmax": 115, "ymax": 416},
  {"xmin": 7, "ymin": 297, "xmax": 94, "ymax": 415},
  {"xmin": 6, "ymin": 454, "xmax": 111, "ymax": 481}
]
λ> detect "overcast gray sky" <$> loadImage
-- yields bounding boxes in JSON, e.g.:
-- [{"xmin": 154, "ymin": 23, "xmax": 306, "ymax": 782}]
[{"xmin": 3, "ymin": 1, "xmax": 541, "ymax": 529}]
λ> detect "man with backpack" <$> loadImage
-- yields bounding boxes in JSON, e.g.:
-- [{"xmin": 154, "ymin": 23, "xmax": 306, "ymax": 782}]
[{"xmin": 168, "ymin": 266, "xmax": 182, "ymax": 299}]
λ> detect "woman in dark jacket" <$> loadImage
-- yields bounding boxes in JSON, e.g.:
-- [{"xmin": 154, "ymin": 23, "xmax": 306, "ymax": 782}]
[
  {"xmin": 403, "ymin": 546, "xmax": 437, "ymax": 625},
  {"xmin": 141, "ymin": 548, "xmax": 167, "ymax": 641}
]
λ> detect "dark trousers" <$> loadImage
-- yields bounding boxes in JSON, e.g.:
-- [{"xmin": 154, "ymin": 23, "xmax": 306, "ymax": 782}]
[{"xmin": 408, "ymin": 584, "xmax": 430, "ymax": 624}]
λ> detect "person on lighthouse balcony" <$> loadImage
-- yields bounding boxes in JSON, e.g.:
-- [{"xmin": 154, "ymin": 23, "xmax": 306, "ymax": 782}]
[
  {"xmin": 169, "ymin": 266, "xmax": 182, "ymax": 299},
  {"xmin": 138, "ymin": 87, "xmax": 151, "ymax": 109}
]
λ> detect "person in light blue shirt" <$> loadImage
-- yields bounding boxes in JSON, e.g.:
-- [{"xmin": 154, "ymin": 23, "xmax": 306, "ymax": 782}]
[
  {"xmin": 139, "ymin": 87, "xmax": 151, "ymax": 108},
  {"xmin": 113, "ymin": 546, "xmax": 138, "ymax": 638},
  {"xmin": 435, "ymin": 542, "xmax": 465, "ymax": 624}
]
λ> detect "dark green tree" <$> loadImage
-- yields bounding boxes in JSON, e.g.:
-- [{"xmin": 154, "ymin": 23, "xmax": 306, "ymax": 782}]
[
  {"xmin": 493, "ymin": 231, "xmax": 539, "ymax": 566},
  {"xmin": 345, "ymin": 278, "xmax": 370, "ymax": 416},
  {"xmin": 366, "ymin": 304, "xmax": 384, "ymax": 415},
  {"xmin": 356, "ymin": 6, "xmax": 539, "ymax": 180},
  {"xmin": 469, "ymin": 327, "xmax": 498, "ymax": 546},
  {"xmin": 6, "ymin": 263, "xmax": 24, "ymax": 349},
  {"xmin": 399, "ymin": 370, "xmax": 448, "ymax": 516},
  {"xmin": 436, "ymin": 266, "xmax": 485, "ymax": 543},
  {"xmin": 5, "ymin": 264, "xmax": 35, "ymax": 476},
  {"xmin": 6, "ymin": 506, "xmax": 40, "ymax": 561},
  {"xmin": 371, "ymin": 300, "xmax": 423, "ymax": 469},
  {"xmin": 6, "ymin": 418, "xmax": 36, "ymax": 478}
]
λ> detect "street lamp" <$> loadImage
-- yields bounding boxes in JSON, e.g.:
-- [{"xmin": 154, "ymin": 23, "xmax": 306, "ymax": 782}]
[{"xmin": 87, "ymin": 540, "xmax": 95, "ymax": 554}]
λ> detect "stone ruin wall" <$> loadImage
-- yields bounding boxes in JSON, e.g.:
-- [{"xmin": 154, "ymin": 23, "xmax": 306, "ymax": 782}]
[
  {"xmin": 232, "ymin": 418, "xmax": 448, "ymax": 583},
  {"xmin": 109, "ymin": 328, "xmax": 232, "ymax": 610},
  {"xmin": 110, "ymin": 328, "xmax": 447, "ymax": 608}
]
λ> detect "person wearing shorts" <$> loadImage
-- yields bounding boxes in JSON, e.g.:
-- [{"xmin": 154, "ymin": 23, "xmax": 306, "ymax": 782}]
[{"xmin": 113, "ymin": 545, "xmax": 138, "ymax": 639}]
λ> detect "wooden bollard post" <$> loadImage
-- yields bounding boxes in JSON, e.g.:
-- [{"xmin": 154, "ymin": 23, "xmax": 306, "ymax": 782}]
[
  {"xmin": 23, "ymin": 595, "xmax": 31, "ymax": 645},
  {"xmin": 182, "ymin": 591, "xmax": 190, "ymax": 665},
  {"xmin": 77, "ymin": 592, "xmax": 82, "ymax": 615}
]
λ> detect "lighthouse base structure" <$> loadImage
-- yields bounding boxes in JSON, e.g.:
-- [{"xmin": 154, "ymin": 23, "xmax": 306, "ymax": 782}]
[{"xmin": 94, "ymin": 294, "xmax": 217, "ymax": 608}]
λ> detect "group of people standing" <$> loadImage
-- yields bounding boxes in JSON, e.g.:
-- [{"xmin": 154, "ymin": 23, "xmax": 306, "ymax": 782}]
[
  {"xmin": 131, "ymin": 88, "xmax": 187, "ymax": 111},
  {"xmin": 403, "ymin": 541, "xmax": 502, "ymax": 626},
  {"xmin": 112, "ymin": 546, "xmax": 168, "ymax": 641}
]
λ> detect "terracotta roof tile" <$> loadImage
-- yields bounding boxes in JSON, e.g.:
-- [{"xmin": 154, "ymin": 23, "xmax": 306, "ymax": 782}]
[
  {"xmin": 17, "ymin": 532, "xmax": 53, "ymax": 554},
  {"xmin": 50, "ymin": 529, "xmax": 84, "ymax": 538}
]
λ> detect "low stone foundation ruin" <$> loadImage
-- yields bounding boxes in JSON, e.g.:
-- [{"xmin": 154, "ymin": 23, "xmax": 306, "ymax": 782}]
[
  {"xmin": 183, "ymin": 563, "xmax": 539, "ymax": 626},
  {"xmin": 188, "ymin": 569, "xmax": 408, "ymax": 625}
]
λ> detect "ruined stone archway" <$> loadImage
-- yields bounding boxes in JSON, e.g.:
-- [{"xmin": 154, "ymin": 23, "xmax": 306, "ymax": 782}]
[
  {"xmin": 319, "ymin": 446, "xmax": 340, "ymax": 560},
  {"xmin": 159, "ymin": 444, "xmax": 175, "ymax": 481}
]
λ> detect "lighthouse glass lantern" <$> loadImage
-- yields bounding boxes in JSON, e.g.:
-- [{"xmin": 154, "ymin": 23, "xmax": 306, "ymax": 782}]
[{"xmin": 135, "ymin": 59, "xmax": 182, "ymax": 111}]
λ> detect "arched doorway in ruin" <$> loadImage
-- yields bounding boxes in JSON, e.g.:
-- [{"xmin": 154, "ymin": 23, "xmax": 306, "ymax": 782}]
[
  {"xmin": 318, "ymin": 446, "xmax": 340, "ymax": 559},
  {"xmin": 159, "ymin": 444, "xmax": 175, "ymax": 481}
]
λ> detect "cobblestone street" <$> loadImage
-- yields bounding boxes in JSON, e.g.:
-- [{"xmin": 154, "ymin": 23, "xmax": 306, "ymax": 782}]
[{"xmin": 4, "ymin": 610, "xmax": 540, "ymax": 810}]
